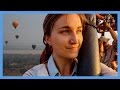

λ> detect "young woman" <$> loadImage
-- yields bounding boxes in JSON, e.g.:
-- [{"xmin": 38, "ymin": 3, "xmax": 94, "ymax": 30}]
[{"xmin": 23, "ymin": 14, "xmax": 117, "ymax": 76}]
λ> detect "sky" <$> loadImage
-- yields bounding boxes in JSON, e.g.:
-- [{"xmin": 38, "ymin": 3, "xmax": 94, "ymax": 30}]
[
  {"xmin": 3, "ymin": 14, "xmax": 117, "ymax": 50},
  {"xmin": 3, "ymin": 14, "xmax": 47, "ymax": 50}
]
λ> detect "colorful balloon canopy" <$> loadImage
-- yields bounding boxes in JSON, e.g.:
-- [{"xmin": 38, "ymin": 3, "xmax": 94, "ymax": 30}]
[
  {"xmin": 12, "ymin": 20, "xmax": 19, "ymax": 29},
  {"xmin": 15, "ymin": 35, "xmax": 19, "ymax": 39},
  {"xmin": 32, "ymin": 44, "xmax": 36, "ymax": 49}
]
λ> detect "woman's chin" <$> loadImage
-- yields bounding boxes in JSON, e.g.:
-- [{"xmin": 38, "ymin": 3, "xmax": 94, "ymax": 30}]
[{"xmin": 66, "ymin": 53, "xmax": 78, "ymax": 59}]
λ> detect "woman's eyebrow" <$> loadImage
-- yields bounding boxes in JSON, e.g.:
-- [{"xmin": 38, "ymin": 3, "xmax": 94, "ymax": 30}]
[
  {"xmin": 58, "ymin": 26, "xmax": 82, "ymax": 30},
  {"xmin": 58, "ymin": 26, "xmax": 70, "ymax": 30}
]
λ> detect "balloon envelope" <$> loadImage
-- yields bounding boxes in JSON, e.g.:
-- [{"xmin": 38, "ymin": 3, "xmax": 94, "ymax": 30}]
[
  {"xmin": 15, "ymin": 35, "xmax": 19, "ymax": 39},
  {"xmin": 32, "ymin": 45, "xmax": 36, "ymax": 49},
  {"xmin": 12, "ymin": 20, "xmax": 19, "ymax": 29},
  {"xmin": 5, "ymin": 41, "xmax": 8, "ymax": 44}
]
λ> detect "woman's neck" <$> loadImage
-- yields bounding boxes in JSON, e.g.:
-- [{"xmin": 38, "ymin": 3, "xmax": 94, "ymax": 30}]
[{"xmin": 52, "ymin": 54, "xmax": 75, "ymax": 76}]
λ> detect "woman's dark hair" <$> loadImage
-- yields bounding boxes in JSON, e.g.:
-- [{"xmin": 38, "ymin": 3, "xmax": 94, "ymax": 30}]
[{"xmin": 40, "ymin": 14, "xmax": 87, "ymax": 63}]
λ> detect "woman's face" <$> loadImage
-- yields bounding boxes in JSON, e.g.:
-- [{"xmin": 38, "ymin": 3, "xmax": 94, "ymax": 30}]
[{"xmin": 46, "ymin": 14, "xmax": 83, "ymax": 59}]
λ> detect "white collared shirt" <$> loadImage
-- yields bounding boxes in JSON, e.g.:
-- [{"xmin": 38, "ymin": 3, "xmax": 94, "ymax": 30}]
[{"xmin": 23, "ymin": 55, "xmax": 117, "ymax": 76}]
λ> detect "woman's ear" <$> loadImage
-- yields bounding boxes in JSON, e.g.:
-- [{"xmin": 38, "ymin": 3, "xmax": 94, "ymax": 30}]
[{"xmin": 45, "ymin": 35, "xmax": 52, "ymax": 46}]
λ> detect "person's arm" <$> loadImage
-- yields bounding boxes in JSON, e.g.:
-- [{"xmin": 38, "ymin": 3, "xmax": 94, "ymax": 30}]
[
  {"xmin": 105, "ymin": 22, "xmax": 118, "ymax": 42},
  {"xmin": 96, "ymin": 14, "xmax": 118, "ymax": 42},
  {"xmin": 100, "ymin": 63, "xmax": 117, "ymax": 76},
  {"xmin": 99, "ymin": 41, "xmax": 104, "ymax": 58},
  {"xmin": 96, "ymin": 14, "xmax": 105, "ymax": 20},
  {"xmin": 111, "ymin": 61, "xmax": 118, "ymax": 71}
]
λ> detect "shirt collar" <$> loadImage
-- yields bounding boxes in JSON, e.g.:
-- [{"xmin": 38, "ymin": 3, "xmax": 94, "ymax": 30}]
[
  {"xmin": 47, "ymin": 55, "xmax": 59, "ymax": 76},
  {"xmin": 47, "ymin": 55, "xmax": 78, "ymax": 76}
]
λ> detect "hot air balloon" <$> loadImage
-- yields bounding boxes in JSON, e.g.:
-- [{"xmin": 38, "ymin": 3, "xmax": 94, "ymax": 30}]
[
  {"xmin": 32, "ymin": 44, "xmax": 36, "ymax": 50},
  {"xmin": 12, "ymin": 20, "xmax": 19, "ymax": 29},
  {"xmin": 5, "ymin": 41, "xmax": 8, "ymax": 44},
  {"xmin": 15, "ymin": 35, "xmax": 19, "ymax": 39}
]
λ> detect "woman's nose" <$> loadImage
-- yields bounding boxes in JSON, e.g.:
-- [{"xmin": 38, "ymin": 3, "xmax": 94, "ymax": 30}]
[{"xmin": 69, "ymin": 33, "xmax": 78, "ymax": 44}]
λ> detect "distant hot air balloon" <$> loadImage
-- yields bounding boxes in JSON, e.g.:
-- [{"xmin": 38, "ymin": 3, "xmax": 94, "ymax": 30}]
[
  {"xmin": 32, "ymin": 44, "xmax": 36, "ymax": 50},
  {"xmin": 15, "ymin": 35, "xmax": 19, "ymax": 39},
  {"xmin": 12, "ymin": 20, "xmax": 19, "ymax": 29},
  {"xmin": 5, "ymin": 41, "xmax": 8, "ymax": 44}
]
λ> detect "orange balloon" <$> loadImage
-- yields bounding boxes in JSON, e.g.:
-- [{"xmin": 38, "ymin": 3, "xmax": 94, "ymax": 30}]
[{"xmin": 12, "ymin": 20, "xmax": 19, "ymax": 29}]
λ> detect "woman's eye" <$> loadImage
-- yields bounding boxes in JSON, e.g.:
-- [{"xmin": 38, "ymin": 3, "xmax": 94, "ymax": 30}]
[
  {"xmin": 64, "ymin": 30, "xmax": 69, "ymax": 33},
  {"xmin": 60, "ymin": 30, "xmax": 69, "ymax": 34},
  {"xmin": 76, "ymin": 30, "xmax": 82, "ymax": 33}
]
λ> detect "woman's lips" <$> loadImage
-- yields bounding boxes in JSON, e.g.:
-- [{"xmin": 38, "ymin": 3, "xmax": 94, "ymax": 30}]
[
  {"xmin": 67, "ymin": 47, "xmax": 78, "ymax": 49},
  {"xmin": 66, "ymin": 44, "xmax": 79, "ymax": 49}
]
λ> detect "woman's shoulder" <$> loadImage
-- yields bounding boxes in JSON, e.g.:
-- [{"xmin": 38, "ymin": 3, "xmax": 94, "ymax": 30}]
[
  {"xmin": 23, "ymin": 64, "xmax": 49, "ymax": 76},
  {"xmin": 100, "ymin": 63, "xmax": 117, "ymax": 76}
]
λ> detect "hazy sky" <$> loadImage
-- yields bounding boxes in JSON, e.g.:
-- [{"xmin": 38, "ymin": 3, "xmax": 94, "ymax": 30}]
[
  {"xmin": 3, "ymin": 14, "xmax": 47, "ymax": 50},
  {"xmin": 3, "ymin": 14, "xmax": 117, "ymax": 50}
]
